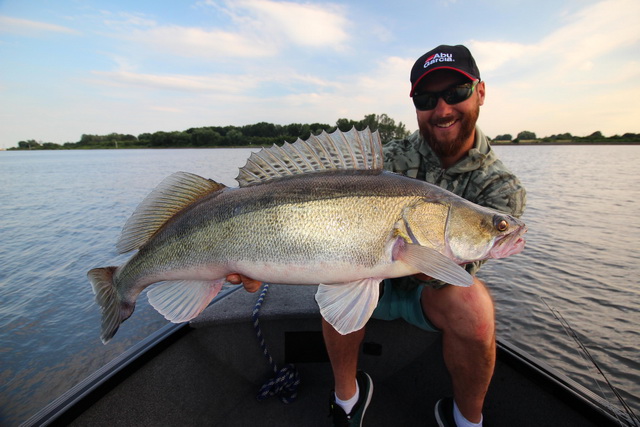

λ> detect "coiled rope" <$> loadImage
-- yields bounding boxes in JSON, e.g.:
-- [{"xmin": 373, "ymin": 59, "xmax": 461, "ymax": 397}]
[{"xmin": 252, "ymin": 283, "xmax": 301, "ymax": 403}]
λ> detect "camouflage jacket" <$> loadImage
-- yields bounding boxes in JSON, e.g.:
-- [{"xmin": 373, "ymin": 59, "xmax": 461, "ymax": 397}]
[{"xmin": 382, "ymin": 126, "xmax": 527, "ymax": 288}]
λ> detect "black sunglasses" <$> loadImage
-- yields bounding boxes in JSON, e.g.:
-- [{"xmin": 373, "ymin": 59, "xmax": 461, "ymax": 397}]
[{"xmin": 412, "ymin": 80, "xmax": 479, "ymax": 111}]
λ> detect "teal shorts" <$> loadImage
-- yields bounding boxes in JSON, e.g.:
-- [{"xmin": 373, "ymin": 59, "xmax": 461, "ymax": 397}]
[{"xmin": 371, "ymin": 279, "xmax": 440, "ymax": 332}]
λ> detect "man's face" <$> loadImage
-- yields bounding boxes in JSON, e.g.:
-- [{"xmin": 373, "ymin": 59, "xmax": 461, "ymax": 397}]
[{"xmin": 415, "ymin": 70, "xmax": 485, "ymax": 158}]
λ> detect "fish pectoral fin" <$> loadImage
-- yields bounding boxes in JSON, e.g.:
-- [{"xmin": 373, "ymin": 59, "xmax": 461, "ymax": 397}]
[
  {"xmin": 314, "ymin": 278, "xmax": 381, "ymax": 335},
  {"xmin": 398, "ymin": 243, "xmax": 473, "ymax": 287},
  {"xmin": 147, "ymin": 279, "xmax": 225, "ymax": 323}
]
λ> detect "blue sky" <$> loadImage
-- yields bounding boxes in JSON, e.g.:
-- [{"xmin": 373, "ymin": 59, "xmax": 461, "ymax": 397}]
[{"xmin": 1, "ymin": 0, "xmax": 639, "ymax": 148}]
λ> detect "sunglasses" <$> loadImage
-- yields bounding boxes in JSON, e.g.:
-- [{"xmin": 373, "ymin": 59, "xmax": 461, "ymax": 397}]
[{"xmin": 412, "ymin": 80, "xmax": 479, "ymax": 111}]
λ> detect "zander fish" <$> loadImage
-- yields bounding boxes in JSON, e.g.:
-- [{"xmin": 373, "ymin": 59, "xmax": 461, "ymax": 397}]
[{"xmin": 88, "ymin": 128, "xmax": 526, "ymax": 343}]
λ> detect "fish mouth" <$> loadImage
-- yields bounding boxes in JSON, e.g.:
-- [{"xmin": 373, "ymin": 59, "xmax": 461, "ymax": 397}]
[{"xmin": 489, "ymin": 226, "xmax": 527, "ymax": 259}]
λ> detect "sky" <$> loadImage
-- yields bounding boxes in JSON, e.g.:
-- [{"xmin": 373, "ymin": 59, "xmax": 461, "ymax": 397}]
[{"xmin": 1, "ymin": 0, "xmax": 639, "ymax": 148}]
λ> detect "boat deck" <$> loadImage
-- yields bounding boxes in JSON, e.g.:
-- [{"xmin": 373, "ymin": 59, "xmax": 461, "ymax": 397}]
[{"xmin": 38, "ymin": 285, "xmax": 627, "ymax": 426}]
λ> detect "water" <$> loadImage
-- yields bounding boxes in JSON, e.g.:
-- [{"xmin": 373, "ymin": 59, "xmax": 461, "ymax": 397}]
[
  {"xmin": 0, "ymin": 145, "xmax": 638, "ymax": 424},
  {"xmin": 483, "ymin": 145, "xmax": 640, "ymax": 414}
]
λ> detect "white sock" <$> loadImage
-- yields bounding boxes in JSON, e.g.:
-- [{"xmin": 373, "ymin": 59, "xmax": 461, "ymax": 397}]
[
  {"xmin": 453, "ymin": 400, "xmax": 483, "ymax": 427},
  {"xmin": 335, "ymin": 379, "xmax": 359, "ymax": 415}
]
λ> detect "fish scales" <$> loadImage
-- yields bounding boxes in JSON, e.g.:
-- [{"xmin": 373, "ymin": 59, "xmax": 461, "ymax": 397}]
[{"xmin": 123, "ymin": 171, "xmax": 438, "ymax": 280}]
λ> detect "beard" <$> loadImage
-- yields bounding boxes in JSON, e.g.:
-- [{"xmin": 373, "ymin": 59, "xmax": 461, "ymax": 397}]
[{"xmin": 420, "ymin": 103, "xmax": 480, "ymax": 158}]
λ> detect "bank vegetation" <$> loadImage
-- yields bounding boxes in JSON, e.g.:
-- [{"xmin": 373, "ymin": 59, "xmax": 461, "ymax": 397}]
[{"xmin": 9, "ymin": 114, "xmax": 640, "ymax": 150}]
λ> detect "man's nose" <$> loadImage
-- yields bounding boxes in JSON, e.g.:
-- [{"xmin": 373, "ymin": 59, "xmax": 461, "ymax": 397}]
[{"xmin": 433, "ymin": 96, "xmax": 454, "ymax": 114}]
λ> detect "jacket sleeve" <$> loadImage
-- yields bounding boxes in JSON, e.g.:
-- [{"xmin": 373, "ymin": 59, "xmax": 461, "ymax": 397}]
[
  {"xmin": 474, "ymin": 169, "xmax": 527, "ymax": 219},
  {"xmin": 382, "ymin": 133, "xmax": 421, "ymax": 178}
]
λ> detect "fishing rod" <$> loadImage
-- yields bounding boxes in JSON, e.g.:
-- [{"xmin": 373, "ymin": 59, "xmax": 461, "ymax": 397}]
[{"xmin": 541, "ymin": 297, "xmax": 640, "ymax": 427}]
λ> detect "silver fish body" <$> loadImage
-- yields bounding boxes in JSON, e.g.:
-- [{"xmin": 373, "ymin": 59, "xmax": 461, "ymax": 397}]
[{"xmin": 88, "ymin": 128, "xmax": 526, "ymax": 343}]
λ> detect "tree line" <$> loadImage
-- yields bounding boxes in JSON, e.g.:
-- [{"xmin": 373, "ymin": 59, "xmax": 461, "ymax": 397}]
[
  {"xmin": 12, "ymin": 114, "xmax": 410, "ymax": 150},
  {"xmin": 493, "ymin": 130, "xmax": 640, "ymax": 143},
  {"xmin": 11, "ymin": 115, "xmax": 640, "ymax": 150}
]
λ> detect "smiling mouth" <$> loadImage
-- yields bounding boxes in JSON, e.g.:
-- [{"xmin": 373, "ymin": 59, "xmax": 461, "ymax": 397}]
[{"xmin": 435, "ymin": 119, "xmax": 457, "ymax": 128}]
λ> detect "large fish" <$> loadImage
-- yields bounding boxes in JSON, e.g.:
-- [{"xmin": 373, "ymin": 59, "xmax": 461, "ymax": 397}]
[{"xmin": 88, "ymin": 128, "xmax": 526, "ymax": 343}]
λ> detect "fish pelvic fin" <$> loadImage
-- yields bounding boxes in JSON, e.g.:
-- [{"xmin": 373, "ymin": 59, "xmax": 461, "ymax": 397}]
[
  {"xmin": 88, "ymin": 267, "xmax": 134, "ymax": 344},
  {"xmin": 117, "ymin": 172, "xmax": 226, "ymax": 253},
  {"xmin": 147, "ymin": 279, "xmax": 225, "ymax": 323},
  {"xmin": 397, "ymin": 243, "xmax": 473, "ymax": 287},
  {"xmin": 315, "ymin": 278, "xmax": 381, "ymax": 335},
  {"xmin": 236, "ymin": 127, "xmax": 384, "ymax": 187}
]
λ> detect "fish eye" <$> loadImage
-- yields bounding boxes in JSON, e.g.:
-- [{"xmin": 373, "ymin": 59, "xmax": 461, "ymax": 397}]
[{"xmin": 495, "ymin": 217, "xmax": 509, "ymax": 232}]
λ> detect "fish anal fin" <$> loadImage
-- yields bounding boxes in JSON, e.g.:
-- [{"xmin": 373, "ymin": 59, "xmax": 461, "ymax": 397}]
[
  {"xmin": 147, "ymin": 279, "xmax": 225, "ymax": 323},
  {"xmin": 236, "ymin": 127, "xmax": 384, "ymax": 187},
  {"xmin": 398, "ymin": 243, "xmax": 473, "ymax": 287},
  {"xmin": 315, "ymin": 278, "xmax": 381, "ymax": 335},
  {"xmin": 117, "ymin": 172, "xmax": 226, "ymax": 253}
]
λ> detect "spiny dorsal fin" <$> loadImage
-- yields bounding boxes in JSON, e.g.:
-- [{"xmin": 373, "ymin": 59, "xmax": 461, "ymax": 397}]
[
  {"xmin": 236, "ymin": 127, "xmax": 383, "ymax": 187},
  {"xmin": 116, "ymin": 172, "xmax": 226, "ymax": 253}
]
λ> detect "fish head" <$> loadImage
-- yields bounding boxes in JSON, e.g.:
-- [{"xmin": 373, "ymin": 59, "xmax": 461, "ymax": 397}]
[{"xmin": 444, "ymin": 201, "xmax": 527, "ymax": 263}]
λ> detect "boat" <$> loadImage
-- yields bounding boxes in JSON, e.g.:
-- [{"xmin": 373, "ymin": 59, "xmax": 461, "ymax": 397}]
[{"xmin": 24, "ymin": 284, "xmax": 637, "ymax": 426}]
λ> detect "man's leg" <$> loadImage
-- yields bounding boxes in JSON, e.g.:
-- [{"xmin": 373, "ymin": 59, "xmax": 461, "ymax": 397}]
[
  {"xmin": 421, "ymin": 277, "xmax": 496, "ymax": 424},
  {"xmin": 322, "ymin": 317, "xmax": 365, "ymax": 400}
]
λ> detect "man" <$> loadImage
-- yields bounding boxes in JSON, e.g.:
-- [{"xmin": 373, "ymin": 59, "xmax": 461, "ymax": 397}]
[{"xmin": 229, "ymin": 45, "xmax": 526, "ymax": 427}]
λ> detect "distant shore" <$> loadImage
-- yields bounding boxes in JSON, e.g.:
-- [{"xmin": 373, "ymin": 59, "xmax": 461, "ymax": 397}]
[
  {"xmin": 7, "ymin": 115, "xmax": 640, "ymax": 151},
  {"xmin": 492, "ymin": 140, "xmax": 640, "ymax": 146},
  {"xmin": 6, "ymin": 140, "xmax": 640, "ymax": 151}
]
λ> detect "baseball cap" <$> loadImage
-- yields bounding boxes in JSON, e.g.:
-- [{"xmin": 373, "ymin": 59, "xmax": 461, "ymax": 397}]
[{"xmin": 410, "ymin": 45, "xmax": 481, "ymax": 96}]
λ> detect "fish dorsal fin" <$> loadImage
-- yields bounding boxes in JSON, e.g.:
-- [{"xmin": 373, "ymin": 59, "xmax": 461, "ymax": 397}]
[
  {"xmin": 236, "ymin": 127, "xmax": 384, "ymax": 187},
  {"xmin": 116, "ymin": 172, "xmax": 226, "ymax": 253}
]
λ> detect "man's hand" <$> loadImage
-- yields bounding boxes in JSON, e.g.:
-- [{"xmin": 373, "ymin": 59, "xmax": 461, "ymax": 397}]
[{"xmin": 226, "ymin": 274, "xmax": 263, "ymax": 293}]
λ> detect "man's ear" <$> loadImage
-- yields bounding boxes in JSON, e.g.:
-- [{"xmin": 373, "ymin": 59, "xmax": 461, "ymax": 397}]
[{"xmin": 477, "ymin": 81, "xmax": 486, "ymax": 106}]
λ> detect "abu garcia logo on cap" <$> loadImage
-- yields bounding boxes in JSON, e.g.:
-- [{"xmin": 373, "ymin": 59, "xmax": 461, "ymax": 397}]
[{"xmin": 424, "ymin": 52, "xmax": 455, "ymax": 68}]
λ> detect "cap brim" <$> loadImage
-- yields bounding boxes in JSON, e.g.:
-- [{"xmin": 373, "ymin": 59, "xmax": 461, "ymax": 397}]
[{"xmin": 410, "ymin": 67, "xmax": 478, "ymax": 97}]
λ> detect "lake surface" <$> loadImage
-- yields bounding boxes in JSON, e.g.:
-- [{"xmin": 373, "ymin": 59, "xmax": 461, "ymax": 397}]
[{"xmin": 1, "ymin": 145, "xmax": 638, "ymax": 425}]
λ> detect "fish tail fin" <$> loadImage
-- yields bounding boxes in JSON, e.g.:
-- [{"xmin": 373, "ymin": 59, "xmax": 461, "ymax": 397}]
[{"xmin": 88, "ymin": 267, "xmax": 135, "ymax": 344}]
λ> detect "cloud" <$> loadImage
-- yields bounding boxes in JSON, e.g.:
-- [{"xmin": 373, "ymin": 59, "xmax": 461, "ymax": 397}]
[
  {"xmin": 91, "ymin": 70, "xmax": 258, "ymax": 93},
  {"xmin": 0, "ymin": 15, "xmax": 80, "ymax": 36},
  {"xmin": 467, "ymin": 41, "xmax": 533, "ymax": 75},
  {"xmin": 131, "ymin": 25, "xmax": 277, "ymax": 59},
  {"xmin": 89, "ymin": 67, "xmax": 343, "ymax": 96},
  {"xmin": 255, "ymin": 55, "xmax": 415, "ymax": 127},
  {"xmin": 108, "ymin": 0, "xmax": 350, "ymax": 60},
  {"xmin": 101, "ymin": 11, "xmax": 157, "ymax": 29},
  {"xmin": 465, "ymin": 0, "xmax": 640, "ymax": 136},
  {"xmin": 470, "ymin": 0, "xmax": 640, "ymax": 84},
  {"xmin": 230, "ymin": 0, "xmax": 349, "ymax": 48}
]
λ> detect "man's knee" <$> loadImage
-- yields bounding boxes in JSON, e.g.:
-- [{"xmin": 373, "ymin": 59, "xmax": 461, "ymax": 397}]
[{"xmin": 421, "ymin": 277, "xmax": 495, "ymax": 341}]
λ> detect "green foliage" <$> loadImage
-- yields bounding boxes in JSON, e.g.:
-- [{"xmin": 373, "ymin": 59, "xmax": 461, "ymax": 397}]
[
  {"xmin": 10, "ymin": 117, "xmax": 640, "ymax": 150},
  {"xmin": 588, "ymin": 131, "xmax": 603, "ymax": 139},
  {"xmin": 191, "ymin": 128, "xmax": 222, "ymax": 147},
  {"xmin": 18, "ymin": 140, "xmax": 41, "ymax": 149},
  {"xmin": 517, "ymin": 130, "xmax": 537, "ymax": 140},
  {"xmin": 336, "ymin": 113, "xmax": 410, "ymax": 142}
]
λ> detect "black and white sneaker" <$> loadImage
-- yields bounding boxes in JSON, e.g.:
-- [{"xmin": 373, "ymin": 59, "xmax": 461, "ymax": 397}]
[
  {"xmin": 329, "ymin": 371, "xmax": 373, "ymax": 427},
  {"xmin": 435, "ymin": 397, "xmax": 457, "ymax": 427}
]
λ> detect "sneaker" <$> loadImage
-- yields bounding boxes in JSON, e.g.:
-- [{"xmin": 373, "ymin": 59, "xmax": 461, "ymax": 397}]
[
  {"xmin": 435, "ymin": 397, "xmax": 456, "ymax": 427},
  {"xmin": 329, "ymin": 371, "xmax": 373, "ymax": 426}
]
